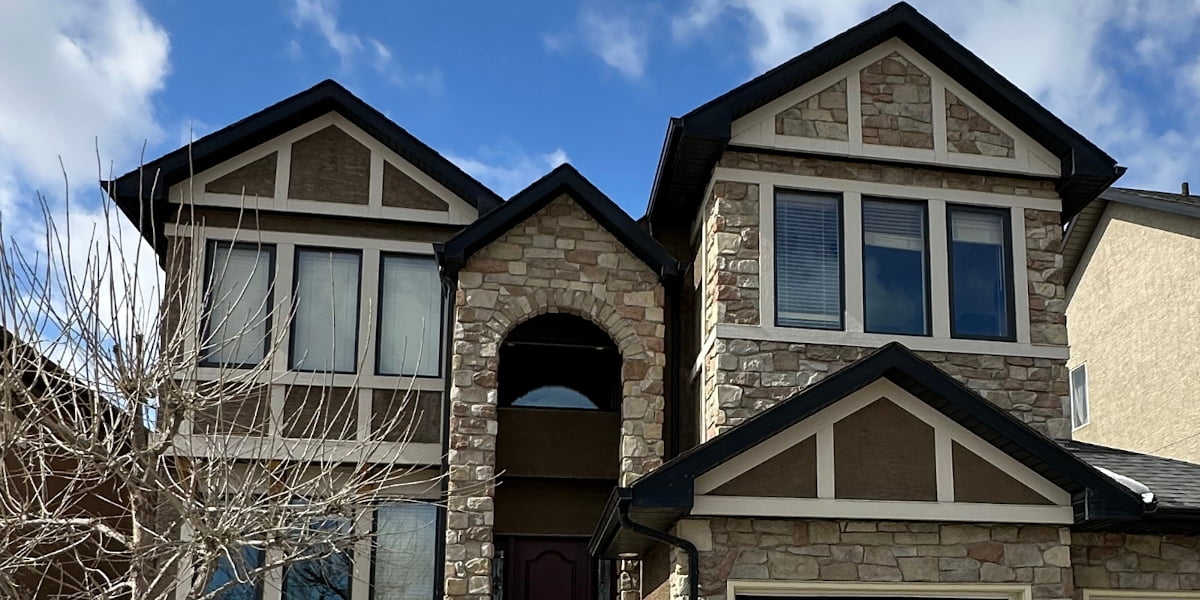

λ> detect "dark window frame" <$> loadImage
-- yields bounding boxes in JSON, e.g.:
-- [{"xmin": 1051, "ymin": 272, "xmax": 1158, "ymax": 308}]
[
  {"xmin": 288, "ymin": 246, "xmax": 365, "ymax": 374},
  {"xmin": 773, "ymin": 187, "xmax": 846, "ymax": 331},
  {"xmin": 200, "ymin": 240, "xmax": 277, "ymax": 369},
  {"xmin": 1070, "ymin": 363, "xmax": 1089, "ymax": 429},
  {"xmin": 946, "ymin": 204, "xmax": 1017, "ymax": 342},
  {"xmin": 369, "ymin": 503, "xmax": 440, "ymax": 600},
  {"xmin": 860, "ymin": 196, "xmax": 932, "ymax": 337},
  {"xmin": 374, "ymin": 252, "xmax": 445, "ymax": 379}
]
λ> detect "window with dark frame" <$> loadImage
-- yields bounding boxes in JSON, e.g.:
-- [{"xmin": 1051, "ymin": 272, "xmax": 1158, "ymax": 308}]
[
  {"xmin": 202, "ymin": 241, "xmax": 275, "ymax": 367},
  {"xmin": 775, "ymin": 190, "xmax": 843, "ymax": 330},
  {"xmin": 947, "ymin": 205, "xmax": 1015, "ymax": 341},
  {"xmin": 498, "ymin": 313, "xmax": 621, "ymax": 411},
  {"xmin": 372, "ymin": 504, "xmax": 438, "ymax": 600},
  {"xmin": 376, "ymin": 254, "xmax": 442, "ymax": 378},
  {"xmin": 201, "ymin": 545, "xmax": 263, "ymax": 600},
  {"xmin": 290, "ymin": 247, "xmax": 362, "ymax": 373},
  {"xmin": 862, "ymin": 198, "xmax": 930, "ymax": 336},
  {"xmin": 282, "ymin": 514, "xmax": 353, "ymax": 600},
  {"xmin": 1071, "ymin": 364, "xmax": 1089, "ymax": 429}
]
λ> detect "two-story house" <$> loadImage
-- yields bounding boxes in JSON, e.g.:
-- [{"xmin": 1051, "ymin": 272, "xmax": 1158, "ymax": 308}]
[
  {"xmin": 1063, "ymin": 185, "xmax": 1200, "ymax": 462},
  {"xmin": 104, "ymin": 3, "xmax": 1200, "ymax": 600}
]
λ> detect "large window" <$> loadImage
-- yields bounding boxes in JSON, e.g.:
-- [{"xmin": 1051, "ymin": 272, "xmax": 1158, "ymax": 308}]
[
  {"xmin": 203, "ymin": 241, "xmax": 275, "ymax": 366},
  {"xmin": 377, "ymin": 255, "xmax": 442, "ymax": 377},
  {"xmin": 283, "ymin": 514, "xmax": 353, "ymax": 600},
  {"xmin": 948, "ymin": 206, "xmax": 1014, "ymax": 340},
  {"xmin": 862, "ymin": 199, "xmax": 929, "ymax": 335},
  {"xmin": 372, "ymin": 504, "xmax": 438, "ymax": 600},
  {"xmin": 291, "ymin": 248, "xmax": 362, "ymax": 373},
  {"xmin": 775, "ymin": 190, "xmax": 842, "ymax": 329},
  {"xmin": 202, "ymin": 546, "xmax": 263, "ymax": 600},
  {"xmin": 1071, "ymin": 364, "xmax": 1089, "ymax": 430}
]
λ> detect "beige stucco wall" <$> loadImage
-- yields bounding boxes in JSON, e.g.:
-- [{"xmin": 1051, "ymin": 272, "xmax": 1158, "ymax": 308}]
[{"xmin": 1068, "ymin": 202, "xmax": 1200, "ymax": 461}]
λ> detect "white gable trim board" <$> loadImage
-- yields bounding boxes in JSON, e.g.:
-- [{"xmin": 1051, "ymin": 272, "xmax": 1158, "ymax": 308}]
[
  {"xmin": 168, "ymin": 112, "xmax": 478, "ymax": 225},
  {"xmin": 730, "ymin": 38, "xmax": 1061, "ymax": 178},
  {"xmin": 692, "ymin": 379, "xmax": 1073, "ymax": 524}
]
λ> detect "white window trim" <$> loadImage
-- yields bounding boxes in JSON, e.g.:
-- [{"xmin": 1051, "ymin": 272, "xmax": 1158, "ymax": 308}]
[
  {"xmin": 692, "ymin": 378, "xmax": 1072, "ymax": 524},
  {"xmin": 1071, "ymin": 363, "xmax": 1090, "ymax": 430},
  {"xmin": 745, "ymin": 169, "xmax": 1061, "ymax": 359},
  {"xmin": 728, "ymin": 580, "xmax": 1032, "ymax": 600}
]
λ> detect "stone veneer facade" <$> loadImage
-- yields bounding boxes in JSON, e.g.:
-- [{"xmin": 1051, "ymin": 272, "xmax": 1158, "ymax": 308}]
[
  {"xmin": 860, "ymin": 52, "xmax": 934, "ymax": 149},
  {"xmin": 946, "ymin": 89, "xmax": 1016, "ymax": 157},
  {"xmin": 775, "ymin": 79, "xmax": 850, "ymax": 141},
  {"xmin": 444, "ymin": 194, "xmax": 667, "ymax": 600},
  {"xmin": 700, "ymin": 152, "xmax": 1070, "ymax": 439},
  {"xmin": 1072, "ymin": 531, "xmax": 1200, "ymax": 593}
]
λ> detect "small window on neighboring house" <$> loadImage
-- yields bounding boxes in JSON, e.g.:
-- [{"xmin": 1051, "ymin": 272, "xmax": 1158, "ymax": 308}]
[
  {"xmin": 377, "ymin": 255, "xmax": 442, "ymax": 377},
  {"xmin": 202, "ymin": 241, "xmax": 275, "ymax": 366},
  {"xmin": 202, "ymin": 545, "xmax": 263, "ymax": 600},
  {"xmin": 373, "ymin": 504, "xmax": 438, "ymax": 600},
  {"xmin": 948, "ymin": 206, "xmax": 1015, "ymax": 341},
  {"xmin": 290, "ymin": 248, "xmax": 362, "ymax": 373},
  {"xmin": 862, "ymin": 198, "xmax": 929, "ymax": 335},
  {"xmin": 776, "ymin": 190, "xmax": 843, "ymax": 329},
  {"xmin": 1071, "ymin": 365, "xmax": 1089, "ymax": 429}
]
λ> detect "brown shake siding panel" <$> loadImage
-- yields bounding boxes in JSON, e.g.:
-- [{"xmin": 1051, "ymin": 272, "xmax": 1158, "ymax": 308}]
[
  {"xmin": 834, "ymin": 398, "xmax": 937, "ymax": 501},
  {"xmin": 371, "ymin": 389, "xmax": 441, "ymax": 444},
  {"xmin": 281, "ymin": 385, "xmax": 357, "ymax": 439},
  {"xmin": 204, "ymin": 152, "xmax": 278, "ymax": 197},
  {"xmin": 177, "ymin": 207, "xmax": 463, "ymax": 242},
  {"xmin": 492, "ymin": 478, "xmax": 613, "ymax": 536},
  {"xmin": 382, "ymin": 161, "xmax": 449, "ymax": 211},
  {"xmin": 952, "ymin": 441, "xmax": 1052, "ymax": 505},
  {"xmin": 192, "ymin": 383, "xmax": 270, "ymax": 436},
  {"xmin": 711, "ymin": 435, "xmax": 817, "ymax": 497},
  {"xmin": 288, "ymin": 125, "xmax": 371, "ymax": 204}
]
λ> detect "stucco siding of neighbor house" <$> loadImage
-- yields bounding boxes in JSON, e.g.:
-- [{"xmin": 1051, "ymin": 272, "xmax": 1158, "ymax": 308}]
[{"xmin": 1068, "ymin": 202, "xmax": 1200, "ymax": 461}]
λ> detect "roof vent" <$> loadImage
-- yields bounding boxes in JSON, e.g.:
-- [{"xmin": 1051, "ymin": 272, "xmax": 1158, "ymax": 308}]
[{"xmin": 1183, "ymin": 182, "xmax": 1190, "ymax": 196}]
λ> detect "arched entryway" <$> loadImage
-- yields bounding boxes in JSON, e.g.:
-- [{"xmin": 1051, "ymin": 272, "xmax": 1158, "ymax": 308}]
[{"xmin": 494, "ymin": 313, "xmax": 621, "ymax": 600}]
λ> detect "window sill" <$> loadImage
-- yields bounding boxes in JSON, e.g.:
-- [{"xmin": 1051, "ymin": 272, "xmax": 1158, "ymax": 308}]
[
  {"xmin": 188, "ymin": 367, "xmax": 445, "ymax": 390},
  {"xmin": 168, "ymin": 434, "xmax": 443, "ymax": 468},
  {"xmin": 715, "ymin": 323, "xmax": 1067, "ymax": 359}
]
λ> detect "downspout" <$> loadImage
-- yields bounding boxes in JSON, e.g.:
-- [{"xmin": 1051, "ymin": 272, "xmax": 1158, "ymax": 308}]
[
  {"xmin": 434, "ymin": 266, "xmax": 458, "ymax": 600},
  {"xmin": 616, "ymin": 495, "xmax": 699, "ymax": 600}
]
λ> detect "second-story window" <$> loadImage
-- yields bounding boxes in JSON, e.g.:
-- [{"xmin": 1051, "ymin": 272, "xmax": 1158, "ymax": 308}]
[
  {"xmin": 291, "ymin": 248, "xmax": 362, "ymax": 373},
  {"xmin": 202, "ymin": 241, "xmax": 275, "ymax": 366},
  {"xmin": 948, "ymin": 206, "xmax": 1014, "ymax": 340},
  {"xmin": 776, "ymin": 190, "xmax": 842, "ymax": 329},
  {"xmin": 1070, "ymin": 364, "xmax": 1089, "ymax": 430},
  {"xmin": 377, "ymin": 255, "xmax": 442, "ymax": 377},
  {"xmin": 862, "ymin": 198, "xmax": 929, "ymax": 335}
]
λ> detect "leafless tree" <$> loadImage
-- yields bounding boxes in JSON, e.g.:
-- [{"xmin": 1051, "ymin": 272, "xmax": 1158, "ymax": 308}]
[{"xmin": 0, "ymin": 159, "xmax": 458, "ymax": 600}]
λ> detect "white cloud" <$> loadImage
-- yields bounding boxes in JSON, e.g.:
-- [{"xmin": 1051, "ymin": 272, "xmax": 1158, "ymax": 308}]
[
  {"xmin": 447, "ymin": 148, "xmax": 570, "ymax": 198},
  {"xmin": 580, "ymin": 10, "xmax": 649, "ymax": 79},
  {"xmin": 671, "ymin": 0, "xmax": 1200, "ymax": 192},
  {"xmin": 291, "ymin": 0, "xmax": 363, "ymax": 67}
]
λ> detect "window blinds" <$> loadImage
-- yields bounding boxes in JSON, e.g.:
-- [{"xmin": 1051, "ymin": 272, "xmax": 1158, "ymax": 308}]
[
  {"xmin": 291, "ymin": 249, "xmax": 361, "ymax": 373},
  {"xmin": 775, "ymin": 191, "xmax": 842, "ymax": 329},
  {"xmin": 378, "ymin": 255, "xmax": 441, "ymax": 377},
  {"xmin": 204, "ymin": 243, "xmax": 273, "ymax": 365}
]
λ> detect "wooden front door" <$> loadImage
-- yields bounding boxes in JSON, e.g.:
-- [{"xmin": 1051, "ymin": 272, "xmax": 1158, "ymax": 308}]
[{"xmin": 502, "ymin": 537, "xmax": 594, "ymax": 600}]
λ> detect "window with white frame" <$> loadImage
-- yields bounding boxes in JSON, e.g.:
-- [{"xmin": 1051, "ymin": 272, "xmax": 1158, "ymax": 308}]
[
  {"xmin": 372, "ymin": 503, "xmax": 438, "ymax": 600},
  {"xmin": 1071, "ymin": 364, "xmax": 1089, "ymax": 429},
  {"xmin": 775, "ymin": 190, "xmax": 842, "ymax": 329},
  {"xmin": 862, "ymin": 198, "xmax": 929, "ymax": 335},
  {"xmin": 947, "ymin": 205, "xmax": 1015, "ymax": 341},
  {"xmin": 290, "ymin": 248, "xmax": 362, "ymax": 373},
  {"xmin": 377, "ymin": 255, "xmax": 442, "ymax": 377},
  {"xmin": 202, "ymin": 241, "xmax": 275, "ymax": 366}
]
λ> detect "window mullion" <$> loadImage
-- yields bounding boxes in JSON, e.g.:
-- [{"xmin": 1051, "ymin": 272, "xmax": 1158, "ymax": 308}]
[
  {"xmin": 844, "ymin": 191, "xmax": 865, "ymax": 333},
  {"xmin": 929, "ymin": 200, "xmax": 951, "ymax": 338}
]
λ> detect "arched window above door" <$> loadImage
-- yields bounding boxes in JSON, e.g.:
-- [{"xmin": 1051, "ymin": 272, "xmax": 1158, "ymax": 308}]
[{"xmin": 498, "ymin": 314, "xmax": 621, "ymax": 412}]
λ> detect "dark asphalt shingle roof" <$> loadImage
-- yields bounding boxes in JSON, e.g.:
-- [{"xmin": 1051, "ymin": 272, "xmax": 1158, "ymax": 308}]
[
  {"xmin": 1103, "ymin": 186, "xmax": 1200, "ymax": 214},
  {"xmin": 1062, "ymin": 440, "xmax": 1200, "ymax": 511}
]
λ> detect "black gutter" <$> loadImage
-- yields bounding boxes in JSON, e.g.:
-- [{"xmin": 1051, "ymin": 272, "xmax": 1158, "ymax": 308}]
[
  {"xmin": 433, "ymin": 267, "xmax": 458, "ymax": 600},
  {"xmin": 613, "ymin": 489, "xmax": 699, "ymax": 600}
]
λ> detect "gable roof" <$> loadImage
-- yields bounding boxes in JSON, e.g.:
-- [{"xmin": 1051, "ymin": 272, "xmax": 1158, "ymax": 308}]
[
  {"xmin": 435, "ymin": 163, "xmax": 681, "ymax": 281},
  {"xmin": 645, "ymin": 1, "xmax": 1123, "ymax": 230},
  {"xmin": 1064, "ymin": 186, "xmax": 1200, "ymax": 287},
  {"xmin": 591, "ymin": 342, "xmax": 1147, "ymax": 558},
  {"xmin": 101, "ymin": 79, "xmax": 503, "ymax": 259}
]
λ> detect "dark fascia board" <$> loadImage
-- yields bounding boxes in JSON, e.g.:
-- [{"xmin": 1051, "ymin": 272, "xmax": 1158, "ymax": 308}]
[
  {"xmin": 645, "ymin": 1, "xmax": 1123, "ymax": 226},
  {"xmin": 436, "ymin": 163, "xmax": 681, "ymax": 281},
  {"xmin": 101, "ymin": 79, "xmax": 503, "ymax": 260},
  {"xmin": 621, "ymin": 341, "xmax": 1143, "ymax": 516}
]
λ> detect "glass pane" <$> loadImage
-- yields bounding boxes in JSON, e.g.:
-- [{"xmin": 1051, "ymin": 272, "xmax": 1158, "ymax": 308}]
[
  {"xmin": 204, "ymin": 243, "xmax": 273, "ymax": 365},
  {"xmin": 374, "ymin": 504, "xmax": 438, "ymax": 600},
  {"xmin": 863, "ymin": 200, "xmax": 927, "ymax": 335},
  {"xmin": 511, "ymin": 385, "xmax": 598, "ymax": 409},
  {"xmin": 291, "ymin": 249, "xmax": 361, "ymax": 372},
  {"xmin": 776, "ymin": 192, "xmax": 842, "ymax": 329},
  {"xmin": 204, "ymin": 546, "xmax": 262, "ymax": 600},
  {"xmin": 1071, "ymin": 366, "xmax": 1089, "ymax": 428},
  {"xmin": 284, "ymin": 514, "xmax": 353, "ymax": 600},
  {"xmin": 949, "ymin": 209, "xmax": 1011, "ymax": 339},
  {"xmin": 378, "ymin": 256, "xmax": 441, "ymax": 377}
]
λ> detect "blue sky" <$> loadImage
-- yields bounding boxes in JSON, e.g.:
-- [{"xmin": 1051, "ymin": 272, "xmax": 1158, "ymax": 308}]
[{"xmin": 3, "ymin": 0, "xmax": 1200, "ymax": 233}]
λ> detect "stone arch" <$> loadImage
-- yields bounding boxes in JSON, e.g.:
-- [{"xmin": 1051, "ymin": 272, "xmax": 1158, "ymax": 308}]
[{"xmin": 486, "ymin": 287, "xmax": 650, "ymax": 363}]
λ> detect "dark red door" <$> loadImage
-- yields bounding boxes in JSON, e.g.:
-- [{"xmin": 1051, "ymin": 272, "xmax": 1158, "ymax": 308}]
[{"xmin": 504, "ymin": 537, "xmax": 593, "ymax": 600}]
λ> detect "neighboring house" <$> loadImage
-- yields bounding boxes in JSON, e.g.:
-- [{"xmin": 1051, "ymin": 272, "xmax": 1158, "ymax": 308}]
[
  {"xmin": 1064, "ymin": 186, "xmax": 1200, "ymax": 461},
  {"xmin": 102, "ymin": 3, "xmax": 1200, "ymax": 600}
]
